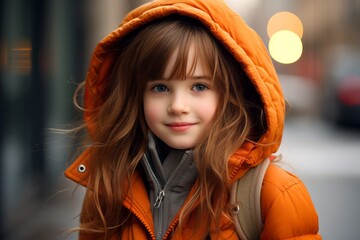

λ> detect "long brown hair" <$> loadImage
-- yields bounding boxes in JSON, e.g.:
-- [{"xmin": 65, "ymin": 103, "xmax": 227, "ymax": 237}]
[{"xmin": 75, "ymin": 15, "xmax": 266, "ymax": 238}]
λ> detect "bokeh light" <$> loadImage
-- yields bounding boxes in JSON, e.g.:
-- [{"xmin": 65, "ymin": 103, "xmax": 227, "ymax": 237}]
[
  {"xmin": 268, "ymin": 30, "xmax": 303, "ymax": 64},
  {"xmin": 267, "ymin": 11, "xmax": 303, "ymax": 39}
]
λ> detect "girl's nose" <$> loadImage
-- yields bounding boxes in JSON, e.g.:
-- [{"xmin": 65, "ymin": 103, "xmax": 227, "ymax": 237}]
[{"xmin": 168, "ymin": 94, "xmax": 190, "ymax": 115}]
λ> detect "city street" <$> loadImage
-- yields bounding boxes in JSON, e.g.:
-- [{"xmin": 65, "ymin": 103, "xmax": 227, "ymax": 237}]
[
  {"xmin": 278, "ymin": 116, "xmax": 360, "ymax": 239},
  {"xmin": 2, "ymin": 1, "xmax": 359, "ymax": 240}
]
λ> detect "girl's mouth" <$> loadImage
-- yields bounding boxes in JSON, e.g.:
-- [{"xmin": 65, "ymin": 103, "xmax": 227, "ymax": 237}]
[{"xmin": 165, "ymin": 122, "xmax": 196, "ymax": 132}]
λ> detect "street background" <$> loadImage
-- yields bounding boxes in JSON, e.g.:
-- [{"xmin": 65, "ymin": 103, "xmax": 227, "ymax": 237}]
[{"xmin": 1, "ymin": 0, "xmax": 360, "ymax": 239}]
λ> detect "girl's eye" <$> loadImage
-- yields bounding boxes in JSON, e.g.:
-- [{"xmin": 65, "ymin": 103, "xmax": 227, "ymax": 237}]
[
  {"xmin": 192, "ymin": 84, "xmax": 208, "ymax": 92},
  {"xmin": 152, "ymin": 84, "xmax": 168, "ymax": 92}
]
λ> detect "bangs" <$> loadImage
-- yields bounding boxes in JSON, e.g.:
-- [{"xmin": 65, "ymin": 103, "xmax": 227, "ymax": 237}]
[
  {"xmin": 167, "ymin": 29, "xmax": 217, "ymax": 82},
  {"xmin": 132, "ymin": 16, "xmax": 218, "ymax": 83}
]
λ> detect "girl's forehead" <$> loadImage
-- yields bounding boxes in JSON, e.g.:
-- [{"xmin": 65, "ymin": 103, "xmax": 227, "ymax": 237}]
[{"xmin": 161, "ymin": 43, "xmax": 211, "ymax": 81}]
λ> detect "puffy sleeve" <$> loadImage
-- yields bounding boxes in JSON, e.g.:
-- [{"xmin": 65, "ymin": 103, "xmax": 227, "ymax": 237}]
[{"xmin": 260, "ymin": 164, "xmax": 321, "ymax": 239}]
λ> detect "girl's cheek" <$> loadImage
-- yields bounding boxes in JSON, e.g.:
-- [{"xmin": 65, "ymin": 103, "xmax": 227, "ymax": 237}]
[
  {"xmin": 144, "ymin": 101, "xmax": 161, "ymax": 125},
  {"xmin": 197, "ymin": 98, "xmax": 218, "ymax": 123}
]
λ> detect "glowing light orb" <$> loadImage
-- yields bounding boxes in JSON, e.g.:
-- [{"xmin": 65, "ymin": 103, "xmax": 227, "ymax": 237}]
[
  {"xmin": 267, "ymin": 11, "xmax": 303, "ymax": 39},
  {"xmin": 268, "ymin": 30, "xmax": 303, "ymax": 64}
]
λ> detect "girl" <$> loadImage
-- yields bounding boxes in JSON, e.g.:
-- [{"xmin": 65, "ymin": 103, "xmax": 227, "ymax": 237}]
[{"xmin": 65, "ymin": 0, "xmax": 321, "ymax": 239}]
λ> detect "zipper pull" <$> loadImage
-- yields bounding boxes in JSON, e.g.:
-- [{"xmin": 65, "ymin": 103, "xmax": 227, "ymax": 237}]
[{"xmin": 154, "ymin": 190, "xmax": 165, "ymax": 208}]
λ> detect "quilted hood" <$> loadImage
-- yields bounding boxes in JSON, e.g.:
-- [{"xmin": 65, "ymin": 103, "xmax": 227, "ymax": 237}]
[{"xmin": 65, "ymin": 0, "xmax": 285, "ymax": 185}]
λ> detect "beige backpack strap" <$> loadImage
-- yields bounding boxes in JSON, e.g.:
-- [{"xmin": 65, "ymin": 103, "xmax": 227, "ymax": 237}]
[{"xmin": 230, "ymin": 158, "xmax": 271, "ymax": 240}]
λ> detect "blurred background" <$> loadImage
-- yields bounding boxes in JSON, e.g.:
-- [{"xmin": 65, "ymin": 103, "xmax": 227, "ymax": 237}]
[{"xmin": 0, "ymin": 0, "xmax": 359, "ymax": 239}]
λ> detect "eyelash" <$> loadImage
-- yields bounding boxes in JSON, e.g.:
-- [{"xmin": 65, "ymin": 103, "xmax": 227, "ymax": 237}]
[
  {"xmin": 192, "ymin": 83, "xmax": 209, "ymax": 92},
  {"xmin": 151, "ymin": 84, "xmax": 168, "ymax": 93}
]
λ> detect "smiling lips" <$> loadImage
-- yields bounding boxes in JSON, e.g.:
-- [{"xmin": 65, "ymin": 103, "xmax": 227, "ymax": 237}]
[{"xmin": 165, "ymin": 122, "xmax": 197, "ymax": 132}]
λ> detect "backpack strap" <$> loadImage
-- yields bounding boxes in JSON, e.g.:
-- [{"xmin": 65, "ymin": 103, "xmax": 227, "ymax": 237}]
[{"xmin": 230, "ymin": 158, "xmax": 271, "ymax": 240}]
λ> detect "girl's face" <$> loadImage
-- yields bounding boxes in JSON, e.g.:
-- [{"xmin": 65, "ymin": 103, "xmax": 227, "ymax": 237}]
[{"xmin": 143, "ymin": 45, "xmax": 219, "ymax": 149}]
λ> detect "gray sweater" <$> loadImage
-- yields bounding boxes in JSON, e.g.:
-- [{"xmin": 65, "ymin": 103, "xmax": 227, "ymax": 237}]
[{"xmin": 141, "ymin": 133, "xmax": 198, "ymax": 240}]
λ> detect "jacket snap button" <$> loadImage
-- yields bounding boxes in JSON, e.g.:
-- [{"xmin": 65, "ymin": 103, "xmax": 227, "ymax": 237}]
[
  {"xmin": 78, "ymin": 164, "xmax": 86, "ymax": 173},
  {"xmin": 230, "ymin": 204, "xmax": 240, "ymax": 215}
]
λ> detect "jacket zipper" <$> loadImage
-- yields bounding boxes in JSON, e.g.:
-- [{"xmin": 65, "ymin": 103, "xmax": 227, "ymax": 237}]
[
  {"xmin": 123, "ymin": 197, "xmax": 156, "ymax": 240},
  {"xmin": 143, "ymin": 153, "xmax": 189, "ymax": 240}
]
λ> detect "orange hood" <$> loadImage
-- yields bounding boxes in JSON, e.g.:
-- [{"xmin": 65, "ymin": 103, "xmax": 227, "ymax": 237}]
[{"xmin": 65, "ymin": 0, "xmax": 285, "ymax": 185}]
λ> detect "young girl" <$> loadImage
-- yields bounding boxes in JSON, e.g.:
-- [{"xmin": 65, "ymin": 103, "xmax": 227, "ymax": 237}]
[{"xmin": 65, "ymin": 0, "xmax": 321, "ymax": 239}]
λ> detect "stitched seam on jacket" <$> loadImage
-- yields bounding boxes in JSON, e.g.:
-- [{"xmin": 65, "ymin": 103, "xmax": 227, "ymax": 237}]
[{"xmin": 263, "ymin": 178, "xmax": 301, "ymax": 194}]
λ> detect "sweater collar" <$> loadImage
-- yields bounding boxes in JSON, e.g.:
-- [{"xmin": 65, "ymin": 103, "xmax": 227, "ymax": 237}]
[{"xmin": 144, "ymin": 132, "xmax": 195, "ymax": 184}]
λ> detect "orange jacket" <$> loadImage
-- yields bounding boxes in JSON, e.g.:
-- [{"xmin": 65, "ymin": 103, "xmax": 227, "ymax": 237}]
[{"xmin": 65, "ymin": 0, "xmax": 321, "ymax": 239}]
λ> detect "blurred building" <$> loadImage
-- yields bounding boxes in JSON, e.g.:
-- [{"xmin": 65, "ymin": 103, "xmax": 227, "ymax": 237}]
[
  {"xmin": 0, "ymin": 0, "xmax": 143, "ymax": 239},
  {"xmin": 0, "ymin": 0, "xmax": 85, "ymax": 239},
  {"xmin": 248, "ymin": 0, "xmax": 360, "ymax": 119}
]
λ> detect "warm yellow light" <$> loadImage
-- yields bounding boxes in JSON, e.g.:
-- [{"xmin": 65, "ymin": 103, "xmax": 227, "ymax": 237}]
[
  {"xmin": 10, "ymin": 39, "xmax": 32, "ymax": 75},
  {"xmin": 268, "ymin": 30, "xmax": 303, "ymax": 64},
  {"xmin": 267, "ymin": 11, "xmax": 303, "ymax": 38}
]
